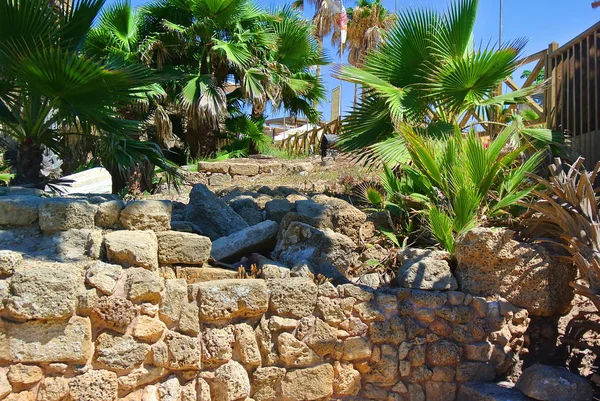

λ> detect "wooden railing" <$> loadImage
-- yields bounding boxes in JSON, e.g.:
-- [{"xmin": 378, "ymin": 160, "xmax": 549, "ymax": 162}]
[{"xmin": 275, "ymin": 118, "xmax": 341, "ymax": 155}]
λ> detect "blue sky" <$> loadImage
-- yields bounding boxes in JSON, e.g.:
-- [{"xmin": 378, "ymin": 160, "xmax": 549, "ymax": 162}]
[{"xmin": 123, "ymin": 0, "xmax": 600, "ymax": 121}]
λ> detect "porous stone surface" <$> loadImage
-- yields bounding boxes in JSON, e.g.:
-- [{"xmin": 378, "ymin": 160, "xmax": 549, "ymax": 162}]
[
  {"xmin": 126, "ymin": 268, "xmax": 164, "ymax": 304},
  {"xmin": 281, "ymin": 363, "xmax": 334, "ymax": 401},
  {"xmin": 95, "ymin": 332, "xmax": 150, "ymax": 372},
  {"xmin": 184, "ymin": 184, "xmax": 249, "ymax": 240},
  {"xmin": 198, "ymin": 161, "xmax": 230, "ymax": 174},
  {"xmin": 86, "ymin": 261, "xmax": 122, "ymax": 295},
  {"xmin": 229, "ymin": 163, "xmax": 259, "ymax": 176},
  {"xmin": 458, "ymin": 382, "xmax": 534, "ymax": 401},
  {"xmin": 515, "ymin": 363, "xmax": 593, "ymax": 401},
  {"xmin": 156, "ymin": 231, "xmax": 211, "ymax": 265},
  {"xmin": 69, "ymin": 369, "xmax": 118, "ymax": 401},
  {"xmin": 396, "ymin": 249, "xmax": 458, "ymax": 290},
  {"xmin": 39, "ymin": 199, "xmax": 97, "ymax": 232},
  {"xmin": 0, "ymin": 251, "xmax": 21, "ymax": 277},
  {"xmin": 104, "ymin": 230, "xmax": 158, "ymax": 270},
  {"xmin": 212, "ymin": 360, "xmax": 251, "ymax": 401},
  {"xmin": 119, "ymin": 200, "xmax": 172, "ymax": 231},
  {"xmin": 268, "ymin": 278, "xmax": 318, "ymax": 318},
  {"xmin": 7, "ymin": 364, "xmax": 43, "ymax": 389},
  {"xmin": 211, "ymin": 220, "xmax": 278, "ymax": 261},
  {"xmin": 0, "ymin": 196, "xmax": 42, "ymax": 226},
  {"xmin": 455, "ymin": 228, "xmax": 574, "ymax": 316},
  {"xmin": 193, "ymin": 279, "xmax": 268, "ymax": 321},
  {"xmin": 95, "ymin": 200, "xmax": 125, "ymax": 228}
]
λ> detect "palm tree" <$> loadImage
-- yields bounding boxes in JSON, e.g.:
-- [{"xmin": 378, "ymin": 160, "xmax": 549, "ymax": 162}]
[
  {"xmin": 334, "ymin": 0, "xmax": 548, "ymax": 162},
  {"xmin": 0, "ymin": 0, "xmax": 172, "ymax": 187}
]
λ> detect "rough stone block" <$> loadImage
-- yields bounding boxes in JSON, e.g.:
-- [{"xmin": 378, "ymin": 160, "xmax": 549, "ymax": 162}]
[
  {"xmin": 229, "ymin": 163, "xmax": 259, "ymax": 176},
  {"xmin": 194, "ymin": 279, "xmax": 268, "ymax": 321},
  {"xmin": 104, "ymin": 230, "xmax": 158, "ymax": 270},
  {"xmin": 0, "ymin": 196, "xmax": 42, "ymax": 226},
  {"xmin": 157, "ymin": 231, "xmax": 211, "ymax": 265},
  {"xmin": 95, "ymin": 332, "xmax": 150, "ymax": 373},
  {"xmin": 0, "ymin": 250, "xmax": 21, "ymax": 276},
  {"xmin": 515, "ymin": 363, "xmax": 593, "ymax": 401},
  {"xmin": 281, "ymin": 364, "xmax": 334, "ymax": 401},
  {"xmin": 126, "ymin": 268, "xmax": 164, "ymax": 304},
  {"xmin": 211, "ymin": 220, "xmax": 278, "ymax": 262},
  {"xmin": 95, "ymin": 200, "xmax": 125, "ymax": 228},
  {"xmin": 39, "ymin": 199, "xmax": 97, "ymax": 232},
  {"xmin": 69, "ymin": 370, "xmax": 118, "ymax": 401},
  {"xmin": 268, "ymin": 278, "xmax": 318, "ymax": 318},
  {"xmin": 198, "ymin": 161, "xmax": 230, "ymax": 174},
  {"xmin": 120, "ymin": 200, "xmax": 172, "ymax": 231}
]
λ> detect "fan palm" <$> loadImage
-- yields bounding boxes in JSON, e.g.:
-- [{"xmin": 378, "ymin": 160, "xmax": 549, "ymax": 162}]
[
  {"xmin": 0, "ymin": 0, "xmax": 172, "ymax": 188},
  {"xmin": 334, "ymin": 0, "xmax": 547, "ymax": 157}
]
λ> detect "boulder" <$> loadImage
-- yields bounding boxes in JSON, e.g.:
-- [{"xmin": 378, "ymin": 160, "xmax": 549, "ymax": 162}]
[
  {"xmin": 212, "ymin": 360, "xmax": 251, "ymax": 401},
  {"xmin": 272, "ymin": 221, "xmax": 358, "ymax": 281},
  {"xmin": 0, "ymin": 316, "xmax": 92, "ymax": 363},
  {"xmin": 211, "ymin": 220, "xmax": 278, "ymax": 262},
  {"xmin": 185, "ymin": 184, "xmax": 249, "ymax": 240},
  {"xmin": 86, "ymin": 261, "xmax": 123, "ymax": 295},
  {"xmin": 515, "ymin": 364, "xmax": 593, "ymax": 401},
  {"xmin": 193, "ymin": 279, "xmax": 268, "ymax": 321},
  {"xmin": 38, "ymin": 199, "xmax": 97, "ymax": 232},
  {"xmin": 0, "ymin": 196, "xmax": 42, "ymax": 226},
  {"xmin": 455, "ymin": 228, "xmax": 574, "ymax": 316},
  {"xmin": 95, "ymin": 332, "xmax": 150, "ymax": 372},
  {"xmin": 157, "ymin": 231, "xmax": 211, "ymax": 265},
  {"xmin": 126, "ymin": 268, "xmax": 164, "ymax": 304},
  {"xmin": 265, "ymin": 199, "xmax": 295, "ymax": 224},
  {"xmin": 458, "ymin": 382, "xmax": 534, "ymax": 401},
  {"xmin": 0, "ymin": 250, "xmax": 21, "ymax": 276},
  {"xmin": 120, "ymin": 200, "xmax": 172, "ymax": 231},
  {"xmin": 312, "ymin": 194, "xmax": 372, "ymax": 242},
  {"xmin": 69, "ymin": 370, "xmax": 118, "ymax": 401},
  {"xmin": 104, "ymin": 230, "xmax": 158, "ymax": 270},
  {"xmin": 95, "ymin": 200, "xmax": 125, "ymax": 228},
  {"xmin": 226, "ymin": 195, "xmax": 263, "ymax": 226},
  {"xmin": 280, "ymin": 364, "xmax": 334, "ymax": 401},
  {"xmin": 5, "ymin": 267, "xmax": 81, "ymax": 320},
  {"xmin": 396, "ymin": 249, "xmax": 458, "ymax": 291},
  {"xmin": 268, "ymin": 278, "xmax": 318, "ymax": 318}
]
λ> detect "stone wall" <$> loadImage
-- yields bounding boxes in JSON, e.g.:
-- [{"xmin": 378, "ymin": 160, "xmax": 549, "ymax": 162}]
[
  {"xmin": 0, "ymin": 188, "xmax": 531, "ymax": 401},
  {"xmin": 197, "ymin": 160, "xmax": 314, "ymax": 186}
]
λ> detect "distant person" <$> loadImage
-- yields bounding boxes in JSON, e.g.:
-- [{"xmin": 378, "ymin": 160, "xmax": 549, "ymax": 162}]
[{"xmin": 320, "ymin": 134, "xmax": 329, "ymax": 162}]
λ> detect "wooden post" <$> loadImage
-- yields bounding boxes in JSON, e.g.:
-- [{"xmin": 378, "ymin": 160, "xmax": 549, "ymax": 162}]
[{"xmin": 545, "ymin": 42, "xmax": 559, "ymax": 128}]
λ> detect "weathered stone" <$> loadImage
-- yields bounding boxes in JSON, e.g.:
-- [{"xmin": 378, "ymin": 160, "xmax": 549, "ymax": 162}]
[
  {"xmin": 211, "ymin": 220, "xmax": 278, "ymax": 262},
  {"xmin": 339, "ymin": 317, "xmax": 368, "ymax": 337},
  {"xmin": 255, "ymin": 317, "xmax": 279, "ymax": 366},
  {"xmin": 37, "ymin": 377, "xmax": 70, "ymax": 401},
  {"xmin": 366, "ymin": 345, "xmax": 399, "ymax": 386},
  {"xmin": 268, "ymin": 316, "xmax": 298, "ymax": 332},
  {"xmin": 316, "ymin": 297, "xmax": 346, "ymax": 325},
  {"xmin": 458, "ymin": 382, "xmax": 534, "ymax": 401},
  {"xmin": 194, "ymin": 279, "xmax": 268, "ymax": 321},
  {"xmin": 455, "ymin": 228, "xmax": 574, "ymax": 316},
  {"xmin": 281, "ymin": 364, "xmax": 334, "ymax": 401},
  {"xmin": 354, "ymin": 301, "xmax": 384, "ymax": 322},
  {"xmin": 515, "ymin": 363, "xmax": 593, "ymax": 401},
  {"xmin": 157, "ymin": 231, "xmax": 211, "ymax": 265},
  {"xmin": 4, "ymin": 390, "xmax": 35, "ymax": 401},
  {"xmin": 229, "ymin": 163, "xmax": 259, "ymax": 176},
  {"xmin": 69, "ymin": 370, "xmax": 118, "ymax": 401},
  {"xmin": 278, "ymin": 333, "xmax": 321, "ymax": 367},
  {"xmin": 333, "ymin": 361, "xmax": 361, "ymax": 396},
  {"xmin": 95, "ymin": 332, "xmax": 150, "ymax": 372},
  {"xmin": 209, "ymin": 173, "xmax": 232, "ymax": 187},
  {"xmin": 117, "ymin": 366, "xmax": 167, "ymax": 393},
  {"xmin": 201, "ymin": 326, "xmax": 234, "ymax": 367},
  {"xmin": 456, "ymin": 362, "xmax": 496, "ymax": 382},
  {"xmin": 426, "ymin": 341, "xmax": 462, "ymax": 366},
  {"xmin": 175, "ymin": 266, "xmax": 238, "ymax": 283},
  {"xmin": 7, "ymin": 268, "xmax": 79, "ymax": 322},
  {"xmin": 305, "ymin": 318, "xmax": 338, "ymax": 357},
  {"xmin": 181, "ymin": 379, "xmax": 196, "ymax": 401},
  {"xmin": 184, "ymin": 184, "xmax": 249, "ymax": 240},
  {"xmin": 158, "ymin": 279, "xmax": 187, "ymax": 327},
  {"xmin": 164, "ymin": 331, "xmax": 201, "ymax": 370},
  {"xmin": 369, "ymin": 316, "xmax": 406, "ymax": 345},
  {"xmin": 104, "ymin": 230, "xmax": 158, "ymax": 270},
  {"xmin": 131, "ymin": 316, "xmax": 166, "ymax": 344},
  {"xmin": 396, "ymin": 249, "xmax": 457, "ymax": 291},
  {"xmin": 179, "ymin": 302, "xmax": 200, "ymax": 336},
  {"xmin": 86, "ymin": 261, "xmax": 122, "ymax": 295},
  {"xmin": 79, "ymin": 290, "xmax": 100, "ymax": 315},
  {"xmin": 234, "ymin": 323, "xmax": 261, "ymax": 367},
  {"xmin": 0, "ymin": 196, "xmax": 42, "ymax": 226},
  {"xmin": 265, "ymin": 199, "xmax": 295, "ymax": 224},
  {"xmin": 311, "ymin": 195, "xmax": 370, "ymax": 242},
  {"xmin": 198, "ymin": 161, "xmax": 230, "ymax": 174},
  {"xmin": 95, "ymin": 200, "xmax": 124, "ymax": 228},
  {"xmin": 92, "ymin": 297, "xmax": 137, "ymax": 333},
  {"xmin": 197, "ymin": 378, "xmax": 211, "ymax": 401},
  {"xmin": 7, "ymin": 364, "xmax": 43, "ymax": 390},
  {"xmin": 0, "ymin": 251, "xmax": 21, "ymax": 277},
  {"xmin": 158, "ymin": 376, "xmax": 181, "ymax": 401},
  {"xmin": 120, "ymin": 200, "xmax": 171, "ymax": 231},
  {"xmin": 252, "ymin": 367, "xmax": 285, "ymax": 401},
  {"xmin": 268, "ymin": 278, "xmax": 317, "ymax": 318},
  {"xmin": 126, "ymin": 268, "xmax": 164, "ymax": 304},
  {"xmin": 212, "ymin": 360, "xmax": 251, "ymax": 401},
  {"xmin": 464, "ymin": 341, "xmax": 493, "ymax": 362},
  {"xmin": 273, "ymin": 221, "xmax": 358, "ymax": 280},
  {"xmin": 341, "ymin": 337, "xmax": 371, "ymax": 361},
  {"xmin": 52, "ymin": 228, "xmax": 103, "ymax": 261},
  {"xmin": 0, "ymin": 369, "xmax": 10, "ymax": 399},
  {"xmin": 407, "ymin": 383, "xmax": 425, "ymax": 401},
  {"xmin": 425, "ymin": 382, "xmax": 457, "ymax": 401},
  {"xmin": 39, "ymin": 199, "xmax": 97, "ymax": 232},
  {"xmin": 226, "ymin": 195, "xmax": 263, "ymax": 226}
]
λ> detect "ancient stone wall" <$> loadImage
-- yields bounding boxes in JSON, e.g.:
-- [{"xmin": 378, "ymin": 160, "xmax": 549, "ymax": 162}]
[{"xmin": 0, "ymin": 189, "xmax": 531, "ymax": 401}]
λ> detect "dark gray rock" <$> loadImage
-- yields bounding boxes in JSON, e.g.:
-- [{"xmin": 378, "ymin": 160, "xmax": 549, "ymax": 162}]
[
  {"xmin": 515, "ymin": 364, "xmax": 593, "ymax": 401},
  {"xmin": 184, "ymin": 184, "xmax": 249, "ymax": 240},
  {"xmin": 227, "ymin": 195, "xmax": 263, "ymax": 226},
  {"xmin": 458, "ymin": 382, "xmax": 533, "ymax": 401},
  {"xmin": 211, "ymin": 220, "xmax": 279, "ymax": 262},
  {"xmin": 265, "ymin": 199, "xmax": 295, "ymax": 224}
]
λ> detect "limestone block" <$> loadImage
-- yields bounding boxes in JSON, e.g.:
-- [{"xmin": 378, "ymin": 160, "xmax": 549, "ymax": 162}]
[
  {"xmin": 304, "ymin": 318, "xmax": 338, "ymax": 357},
  {"xmin": 396, "ymin": 249, "xmax": 457, "ymax": 291},
  {"xmin": 426, "ymin": 340, "xmax": 462, "ymax": 366},
  {"xmin": 5, "ymin": 267, "xmax": 80, "ymax": 320},
  {"xmin": 456, "ymin": 362, "xmax": 496, "ymax": 382},
  {"xmin": 229, "ymin": 163, "xmax": 259, "ymax": 176},
  {"xmin": 164, "ymin": 331, "xmax": 201, "ymax": 370},
  {"xmin": 178, "ymin": 303, "xmax": 200, "ymax": 336},
  {"xmin": 69, "ymin": 370, "xmax": 118, "ymax": 401},
  {"xmin": 120, "ymin": 200, "xmax": 172, "ymax": 231},
  {"xmin": 104, "ymin": 230, "xmax": 158, "ymax": 270},
  {"xmin": 0, "ymin": 371, "xmax": 11, "ymax": 400},
  {"xmin": 92, "ymin": 297, "xmax": 138, "ymax": 333},
  {"xmin": 280, "ymin": 364, "xmax": 334, "ymax": 401},
  {"xmin": 198, "ymin": 161, "xmax": 230, "ymax": 174},
  {"xmin": 277, "ymin": 333, "xmax": 320, "ymax": 368},
  {"xmin": 131, "ymin": 316, "xmax": 166, "ymax": 344},
  {"xmin": 234, "ymin": 323, "xmax": 261, "ymax": 367},
  {"xmin": 268, "ymin": 278, "xmax": 317, "ymax": 318},
  {"xmin": 117, "ymin": 366, "xmax": 167, "ymax": 393},
  {"xmin": 86, "ymin": 261, "xmax": 122, "ymax": 295},
  {"xmin": 7, "ymin": 364, "xmax": 43, "ymax": 390},
  {"xmin": 95, "ymin": 200, "xmax": 125, "ymax": 228},
  {"xmin": 37, "ymin": 377, "xmax": 70, "ymax": 401},
  {"xmin": 0, "ymin": 316, "xmax": 92, "ymax": 363},
  {"xmin": 252, "ymin": 367, "xmax": 285, "ymax": 401},
  {"xmin": 341, "ymin": 337, "xmax": 371, "ymax": 361},
  {"xmin": 210, "ymin": 220, "xmax": 278, "ymax": 262},
  {"xmin": 126, "ymin": 268, "xmax": 164, "ymax": 304},
  {"xmin": 212, "ymin": 361, "xmax": 251, "ymax": 401},
  {"xmin": 39, "ymin": 199, "xmax": 97, "ymax": 232},
  {"xmin": 157, "ymin": 231, "xmax": 211, "ymax": 265},
  {"xmin": 201, "ymin": 326, "xmax": 234, "ymax": 367},
  {"xmin": 194, "ymin": 279, "xmax": 268, "ymax": 321},
  {"xmin": 95, "ymin": 332, "xmax": 150, "ymax": 372},
  {"xmin": 0, "ymin": 251, "xmax": 21, "ymax": 277},
  {"xmin": 333, "ymin": 361, "xmax": 361, "ymax": 396},
  {"xmin": 0, "ymin": 196, "xmax": 42, "ymax": 226},
  {"xmin": 208, "ymin": 173, "xmax": 232, "ymax": 187},
  {"xmin": 53, "ymin": 228, "xmax": 103, "ymax": 262},
  {"xmin": 158, "ymin": 376, "xmax": 181, "ymax": 401},
  {"xmin": 159, "ymin": 279, "xmax": 187, "ymax": 326}
]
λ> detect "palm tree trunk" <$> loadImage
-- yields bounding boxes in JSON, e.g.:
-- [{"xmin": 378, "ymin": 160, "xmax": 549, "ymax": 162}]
[{"xmin": 11, "ymin": 141, "xmax": 43, "ymax": 186}]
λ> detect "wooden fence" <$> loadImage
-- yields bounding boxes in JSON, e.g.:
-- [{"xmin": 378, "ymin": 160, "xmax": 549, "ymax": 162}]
[{"xmin": 275, "ymin": 118, "xmax": 341, "ymax": 155}]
